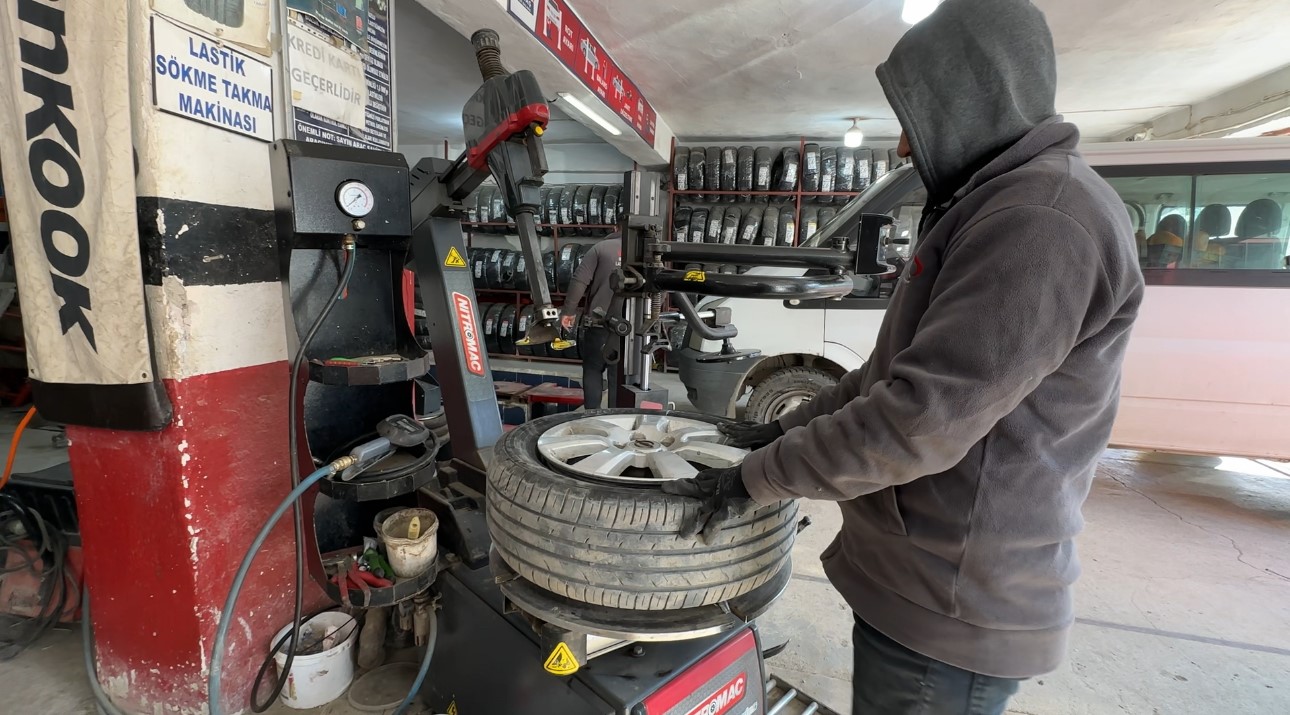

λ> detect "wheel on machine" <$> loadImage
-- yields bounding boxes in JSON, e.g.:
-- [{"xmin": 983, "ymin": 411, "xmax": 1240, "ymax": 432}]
[
  {"xmin": 486, "ymin": 409, "xmax": 798, "ymax": 611},
  {"xmin": 746, "ymin": 367, "xmax": 839, "ymax": 424}
]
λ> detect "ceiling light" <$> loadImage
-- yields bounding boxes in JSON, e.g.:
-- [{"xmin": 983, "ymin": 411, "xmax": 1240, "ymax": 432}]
[
  {"xmin": 901, "ymin": 0, "xmax": 941, "ymax": 24},
  {"xmin": 844, "ymin": 119, "xmax": 865, "ymax": 148},
  {"xmin": 557, "ymin": 92, "xmax": 622, "ymax": 137}
]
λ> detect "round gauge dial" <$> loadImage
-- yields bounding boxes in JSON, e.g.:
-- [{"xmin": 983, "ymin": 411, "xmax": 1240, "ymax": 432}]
[{"xmin": 336, "ymin": 180, "xmax": 375, "ymax": 218}]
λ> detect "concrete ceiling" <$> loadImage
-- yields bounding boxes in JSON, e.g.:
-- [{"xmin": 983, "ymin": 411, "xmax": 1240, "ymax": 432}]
[
  {"xmin": 396, "ymin": 0, "xmax": 603, "ymax": 148},
  {"xmin": 569, "ymin": 0, "xmax": 1290, "ymax": 142}
]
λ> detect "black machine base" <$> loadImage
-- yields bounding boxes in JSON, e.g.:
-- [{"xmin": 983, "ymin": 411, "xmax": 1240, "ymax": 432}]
[{"xmin": 424, "ymin": 559, "xmax": 769, "ymax": 715}]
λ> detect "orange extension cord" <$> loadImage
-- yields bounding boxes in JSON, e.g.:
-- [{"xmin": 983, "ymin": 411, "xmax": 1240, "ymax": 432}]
[{"xmin": 0, "ymin": 406, "xmax": 38, "ymax": 491}]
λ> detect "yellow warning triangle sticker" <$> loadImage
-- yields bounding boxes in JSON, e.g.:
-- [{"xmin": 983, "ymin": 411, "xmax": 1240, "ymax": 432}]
[
  {"xmin": 444, "ymin": 246, "xmax": 468, "ymax": 268},
  {"xmin": 543, "ymin": 642, "xmax": 580, "ymax": 676}
]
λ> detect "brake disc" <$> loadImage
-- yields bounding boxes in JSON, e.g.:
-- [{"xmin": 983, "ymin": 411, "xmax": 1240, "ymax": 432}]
[
  {"xmin": 759, "ymin": 204, "xmax": 779, "ymax": 246},
  {"xmin": 819, "ymin": 147, "xmax": 837, "ymax": 203},
  {"xmin": 705, "ymin": 206, "xmax": 726, "ymax": 244},
  {"xmin": 802, "ymin": 143, "xmax": 821, "ymax": 193},
  {"xmin": 773, "ymin": 148, "xmax": 800, "ymax": 192},
  {"xmin": 737, "ymin": 146, "xmax": 754, "ymax": 201},
  {"xmin": 777, "ymin": 206, "xmax": 797, "ymax": 247},
  {"xmin": 721, "ymin": 206, "xmax": 741, "ymax": 244},
  {"xmin": 673, "ymin": 206, "xmax": 692, "ymax": 242},
  {"xmin": 688, "ymin": 207, "xmax": 709, "ymax": 245},
  {"xmin": 738, "ymin": 206, "xmax": 763, "ymax": 245}
]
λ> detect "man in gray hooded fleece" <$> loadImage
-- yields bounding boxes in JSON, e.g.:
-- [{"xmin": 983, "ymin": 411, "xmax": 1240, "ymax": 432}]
[{"xmin": 662, "ymin": 0, "xmax": 1144, "ymax": 712}]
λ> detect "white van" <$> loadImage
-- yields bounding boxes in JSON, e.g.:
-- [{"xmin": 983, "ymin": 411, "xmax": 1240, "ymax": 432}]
[{"xmin": 676, "ymin": 137, "xmax": 1290, "ymax": 461}]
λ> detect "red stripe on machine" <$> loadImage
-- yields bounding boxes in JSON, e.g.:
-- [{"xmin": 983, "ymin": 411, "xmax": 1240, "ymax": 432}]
[
  {"xmin": 453, "ymin": 292, "xmax": 486, "ymax": 376},
  {"xmin": 643, "ymin": 629, "xmax": 757, "ymax": 714}
]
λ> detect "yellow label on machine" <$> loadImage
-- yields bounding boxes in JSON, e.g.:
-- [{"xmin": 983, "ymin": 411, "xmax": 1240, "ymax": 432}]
[
  {"xmin": 446, "ymin": 702, "xmax": 458, "ymax": 715},
  {"xmin": 444, "ymin": 247, "xmax": 468, "ymax": 268},
  {"xmin": 684, "ymin": 270, "xmax": 707, "ymax": 282},
  {"xmin": 544, "ymin": 642, "xmax": 580, "ymax": 676}
]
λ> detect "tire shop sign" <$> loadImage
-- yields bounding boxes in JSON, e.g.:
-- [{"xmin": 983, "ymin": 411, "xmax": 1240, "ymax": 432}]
[
  {"xmin": 508, "ymin": 0, "xmax": 657, "ymax": 145},
  {"xmin": 0, "ymin": 0, "xmax": 171, "ymax": 429},
  {"xmin": 152, "ymin": 16, "xmax": 275, "ymax": 141}
]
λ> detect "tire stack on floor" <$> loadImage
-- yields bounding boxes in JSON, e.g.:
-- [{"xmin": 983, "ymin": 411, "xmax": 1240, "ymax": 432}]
[
  {"xmin": 670, "ymin": 144, "xmax": 899, "ymax": 272},
  {"xmin": 462, "ymin": 183, "xmax": 622, "ymax": 363}
]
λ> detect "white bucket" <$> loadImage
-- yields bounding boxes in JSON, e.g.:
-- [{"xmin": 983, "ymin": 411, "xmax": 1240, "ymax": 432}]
[
  {"xmin": 271, "ymin": 611, "xmax": 359, "ymax": 709},
  {"xmin": 378, "ymin": 508, "xmax": 439, "ymax": 579}
]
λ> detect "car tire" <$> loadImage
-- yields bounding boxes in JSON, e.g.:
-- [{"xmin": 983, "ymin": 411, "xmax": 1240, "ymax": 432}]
[
  {"xmin": 753, "ymin": 147, "xmax": 774, "ymax": 193},
  {"xmin": 498, "ymin": 303, "xmax": 519, "ymax": 355},
  {"xmin": 720, "ymin": 146, "xmax": 738, "ymax": 200},
  {"xmin": 705, "ymin": 206, "xmax": 726, "ymax": 244},
  {"xmin": 777, "ymin": 206, "xmax": 796, "ymax": 247},
  {"xmin": 689, "ymin": 149, "xmax": 706, "ymax": 200},
  {"xmin": 759, "ymin": 204, "xmax": 779, "ymax": 246},
  {"xmin": 773, "ymin": 148, "xmax": 799, "ymax": 192},
  {"xmin": 673, "ymin": 148, "xmax": 690, "ymax": 192},
  {"xmin": 802, "ymin": 143, "xmax": 821, "ymax": 193},
  {"xmin": 746, "ymin": 367, "xmax": 839, "ymax": 424},
  {"xmin": 688, "ymin": 207, "xmax": 709, "ymax": 244},
  {"xmin": 604, "ymin": 185, "xmax": 622, "ymax": 227},
  {"xmin": 483, "ymin": 303, "xmax": 505, "ymax": 355},
  {"xmin": 673, "ymin": 206, "xmax": 692, "ymax": 242},
  {"xmin": 736, "ymin": 146, "xmax": 754, "ymax": 201},
  {"xmin": 486, "ymin": 409, "xmax": 798, "ymax": 610},
  {"xmin": 738, "ymin": 206, "xmax": 762, "ymax": 245},
  {"xmin": 705, "ymin": 147, "xmax": 721, "ymax": 202},
  {"xmin": 819, "ymin": 147, "xmax": 837, "ymax": 203},
  {"xmin": 721, "ymin": 206, "xmax": 741, "ymax": 244}
]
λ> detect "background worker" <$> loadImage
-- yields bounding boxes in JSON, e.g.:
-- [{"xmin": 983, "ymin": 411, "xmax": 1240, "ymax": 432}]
[
  {"xmin": 663, "ymin": 0, "xmax": 1145, "ymax": 712},
  {"xmin": 560, "ymin": 234, "xmax": 621, "ymax": 409}
]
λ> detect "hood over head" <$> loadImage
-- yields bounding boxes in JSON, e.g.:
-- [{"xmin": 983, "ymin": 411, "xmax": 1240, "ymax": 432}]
[{"xmin": 877, "ymin": 0, "xmax": 1058, "ymax": 204}]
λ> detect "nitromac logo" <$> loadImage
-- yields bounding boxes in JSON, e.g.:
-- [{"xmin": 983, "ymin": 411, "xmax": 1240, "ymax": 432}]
[
  {"xmin": 452, "ymin": 292, "xmax": 485, "ymax": 376},
  {"xmin": 685, "ymin": 673, "xmax": 746, "ymax": 715}
]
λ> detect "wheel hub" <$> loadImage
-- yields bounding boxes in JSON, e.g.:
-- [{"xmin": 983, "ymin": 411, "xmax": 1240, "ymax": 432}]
[{"xmin": 537, "ymin": 413, "xmax": 749, "ymax": 485}]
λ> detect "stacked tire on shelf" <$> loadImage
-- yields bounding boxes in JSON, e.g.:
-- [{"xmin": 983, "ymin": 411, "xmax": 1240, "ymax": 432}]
[
  {"xmin": 465, "ymin": 183, "xmax": 623, "ymax": 236},
  {"xmin": 670, "ymin": 145, "xmax": 897, "ymax": 260},
  {"xmin": 462, "ymin": 182, "xmax": 621, "ymax": 364}
]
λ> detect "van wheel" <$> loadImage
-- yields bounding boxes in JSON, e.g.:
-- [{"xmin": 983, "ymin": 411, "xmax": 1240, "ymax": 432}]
[{"xmin": 746, "ymin": 368, "xmax": 839, "ymax": 424}]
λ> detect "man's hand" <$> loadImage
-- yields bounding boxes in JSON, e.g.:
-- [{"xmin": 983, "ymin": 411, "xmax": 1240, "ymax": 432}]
[
  {"xmin": 661, "ymin": 465, "xmax": 756, "ymax": 543},
  {"xmin": 561, "ymin": 314, "xmax": 576, "ymax": 330},
  {"xmin": 719, "ymin": 421, "xmax": 784, "ymax": 449}
]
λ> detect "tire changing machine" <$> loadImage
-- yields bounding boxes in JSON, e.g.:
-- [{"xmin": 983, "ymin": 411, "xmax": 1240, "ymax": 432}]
[{"xmin": 271, "ymin": 29, "xmax": 884, "ymax": 715}]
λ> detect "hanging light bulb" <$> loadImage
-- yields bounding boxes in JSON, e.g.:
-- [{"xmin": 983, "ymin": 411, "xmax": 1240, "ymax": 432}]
[
  {"xmin": 902, "ymin": 0, "xmax": 941, "ymax": 24},
  {"xmin": 844, "ymin": 119, "xmax": 865, "ymax": 148}
]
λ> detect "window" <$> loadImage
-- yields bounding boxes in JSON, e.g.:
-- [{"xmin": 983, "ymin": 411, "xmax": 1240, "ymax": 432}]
[
  {"xmin": 1101, "ymin": 170, "xmax": 1290, "ymax": 272},
  {"xmin": 1193, "ymin": 174, "xmax": 1290, "ymax": 270}
]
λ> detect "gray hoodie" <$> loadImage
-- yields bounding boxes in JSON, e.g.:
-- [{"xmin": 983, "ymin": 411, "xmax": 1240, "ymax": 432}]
[{"xmin": 740, "ymin": 0, "xmax": 1144, "ymax": 679}]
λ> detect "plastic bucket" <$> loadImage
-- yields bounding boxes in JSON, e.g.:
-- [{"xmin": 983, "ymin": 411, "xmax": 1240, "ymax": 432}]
[
  {"xmin": 271, "ymin": 611, "xmax": 359, "ymax": 709},
  {"xmin": 378, "ymin": 508, "xmax": 439, "ymax": 578}
]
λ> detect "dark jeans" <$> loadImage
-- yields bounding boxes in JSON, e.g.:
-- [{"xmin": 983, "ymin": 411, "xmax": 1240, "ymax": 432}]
[
  {"xmin": 853, "ymin": 616, "xmax": 1021, "ymax": 715},
  {"xmin": 581, "ymin": 326, "xmax": 609, "ymax": 410}
]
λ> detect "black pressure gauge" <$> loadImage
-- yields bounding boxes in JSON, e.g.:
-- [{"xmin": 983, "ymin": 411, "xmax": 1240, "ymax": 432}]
[{"xmin": 336, "ymin": 180, "xmax": 375, "ymax": 218}]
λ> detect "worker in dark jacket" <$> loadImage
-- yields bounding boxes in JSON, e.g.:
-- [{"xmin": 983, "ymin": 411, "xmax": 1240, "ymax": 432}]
[
  {"xmin": 662, "ymin": 1, "xmax": 1144, "ymax": 712},
  {"xmin": 561, "ymin": 235, "xmax": 621, "ymax": 409}
]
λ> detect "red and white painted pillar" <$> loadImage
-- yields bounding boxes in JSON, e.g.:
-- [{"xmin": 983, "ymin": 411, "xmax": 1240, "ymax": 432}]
[{"xmin": 63, "ymin": 4, "xmax": 314, "ymax": 713}]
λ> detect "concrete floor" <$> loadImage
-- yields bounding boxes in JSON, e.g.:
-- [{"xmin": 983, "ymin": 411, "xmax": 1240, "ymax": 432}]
[{"xmin": 3, "ymin": 437, "xmax": 1288, "ymax": 713}]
